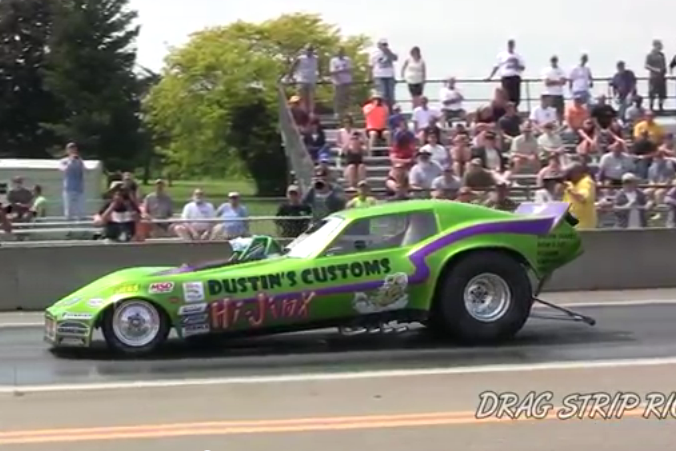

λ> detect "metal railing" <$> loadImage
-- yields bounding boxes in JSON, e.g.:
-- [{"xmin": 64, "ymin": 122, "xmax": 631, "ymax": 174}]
[{"xmin": 288, "ymin": 75, "xmax": 676, "ymax": 114}]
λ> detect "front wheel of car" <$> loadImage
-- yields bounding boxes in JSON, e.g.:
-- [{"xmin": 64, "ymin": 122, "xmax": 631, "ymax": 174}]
[
  {"xmin": 101, "ymin": 299, "xmax": 170, "ymax": 356},
  {"xmin": 431, "ymin": 251, "xmax": 532, "ymax": 344}
]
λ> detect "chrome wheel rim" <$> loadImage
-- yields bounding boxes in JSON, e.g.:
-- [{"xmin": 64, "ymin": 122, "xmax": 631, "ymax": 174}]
[
  {"xmin": 111, "ymin": 301, "xmax": 161, "ymax": 347},
  {"xmin": 463, "ymin": 273, "xmax": 511, "ymax": 323}
]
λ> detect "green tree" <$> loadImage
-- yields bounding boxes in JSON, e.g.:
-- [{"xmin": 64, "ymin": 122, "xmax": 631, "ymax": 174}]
[
  {"xmin": 145, "ymin": 13, "xmax": 371, "ymax": 195},
  {"xmin": 0, "ymin": 0, "xmax": 59, "ymax": 158},
  {"xmin": 43, "ymin": 0, "xmax": 143, "ymax": 169}
]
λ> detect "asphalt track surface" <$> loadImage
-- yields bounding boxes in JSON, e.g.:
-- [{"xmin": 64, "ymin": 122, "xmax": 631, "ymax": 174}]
[{"xmin": 2, "ymin": 289, "xmax": 676, "ymax": 450}]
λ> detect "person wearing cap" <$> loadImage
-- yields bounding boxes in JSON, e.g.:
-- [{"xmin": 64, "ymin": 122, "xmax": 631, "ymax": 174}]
[
  {"xmin": 369, "ymin": 38, "xmax": 398, "ymax": 109},
  {"xmin": 59, "ymin": 142, "xmax": 86, "ymax": 220},
  {"xmin": 409, "ymin": 147, "xmax": 443, "ymax": 191},
  {"xmin": 419, "ymin": 131, "xmax": 449, "ymax": 168},
  {"xmin": 346, "ymin": 181, "xmax": 377, "ymax": 208},
  {"xmin": 431, "ymin": 165, "xmax": 461, "ymax": 200},
  {"xmin": 613, "ymin": 173, "xmax": 651, "ymax": 229},
  {"xmin": 213, "ymin": 192, "xmax": 249, "ymax": 239},
  {"xmin": 610, "ymin": 60, "xmax": 636, "ymax": 121},
  {"xmin": 6, "ymin": 176, "xmax": 33, "ymax": 222},
  {"xmin": 290, "ymin": 44, "xmax": 319, "ymax": 113},
  {"xmin": 646, "ymin": 39, "xmax": 667, "ymax": 112},
  {"xmin": 565, "ymin": 94, "xmax": 590, "ymax": 132},
  {"xmin": 141, "ymin": 179, "xmax": 174, "ymax": 237},
  {"xmin": 363, "ymin": 92, "xmax": 390, "ymax": 153},
  {"xmin": 387, "ymin": 104, "xmax": 405, "ymax": 132},
  {"xmin": 563, "ymin": 163, "xmax": 597, "ymax": 229},
  {"xmin": 302, "ymin": 176, "xmax": 346, "ymax": 220},
  {"xmin": 511, "ymin": 120, "xmax": 540, "ymax": 174},
  {"xmin": 94, "ymin": 182, "xmax": 141, "ymax": 242},
  {"xmin": 302, "ymin": 116, "xmax": 328, "ymax": 162},
  {"xmin": 275, "ymin": 185, "xmax": 312, "ymax": 238},
  {"xmin": 534, "ymin": 173, "xmax": 564, "ymax": 203},
  {"xmin": 175, "ymin": 189, "xmax": 216, "ymax": 240}
]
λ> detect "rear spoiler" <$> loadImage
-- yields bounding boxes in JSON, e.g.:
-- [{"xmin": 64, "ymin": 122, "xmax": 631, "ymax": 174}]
[{"xmin": 514, "ymin": 202, "xmax": 579, "ymax": 230}]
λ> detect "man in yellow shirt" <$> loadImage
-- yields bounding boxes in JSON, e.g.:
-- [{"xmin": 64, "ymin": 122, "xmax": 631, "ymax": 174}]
[
  {"xmin": 633, "ymin": 110, "xmax": 665, "ymax": 144},
  {"xmin": 563, "ymin": 163, "xmax": 597, "ymax": 229},
  {"xmin": 347, "ymin": 181, "xmax": 378, "ymax": 208}
]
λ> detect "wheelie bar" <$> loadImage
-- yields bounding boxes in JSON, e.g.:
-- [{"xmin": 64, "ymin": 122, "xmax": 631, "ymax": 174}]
[{"xmin": 531, "ymin": 297, "xmax": 597, "ymax": 326}]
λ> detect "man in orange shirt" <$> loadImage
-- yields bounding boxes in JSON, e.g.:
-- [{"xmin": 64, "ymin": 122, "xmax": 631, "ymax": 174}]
[
  {"xmin": 565, "ymin": 94, "xmax": 589, "ymax": 132},
  {"xmin": 363, "ymin": 93, "xmax": 390, "ymax": 152}
]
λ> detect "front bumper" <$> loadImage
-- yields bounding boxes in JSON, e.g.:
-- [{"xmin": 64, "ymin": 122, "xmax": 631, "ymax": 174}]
[{"xmin": 44, "ymin": 314, "xmax": 92, "ymax": 348}]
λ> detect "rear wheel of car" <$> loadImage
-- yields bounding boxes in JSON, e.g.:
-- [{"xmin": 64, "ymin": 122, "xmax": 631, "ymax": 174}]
[
  {"xmin": 430, "ymin": 251, "xmax": 532, "ymax": 343},
  {"xmin": 101, "ymin": 299, "xmax": 170, "ymax": 356}
]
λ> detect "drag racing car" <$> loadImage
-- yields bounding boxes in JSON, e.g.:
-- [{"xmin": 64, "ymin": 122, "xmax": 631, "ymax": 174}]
[{"xmin": 44, "ymin": 200, "xmax": 595, "ymax": 356}]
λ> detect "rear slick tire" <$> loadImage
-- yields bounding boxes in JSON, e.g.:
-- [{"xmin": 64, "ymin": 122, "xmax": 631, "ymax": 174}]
[
  {"xmin": 101, "ymin": 299, "xmax": 170, "ymax": 356},
  {"xmin": 431, "ymin": 251, "xmax": 532, "ymax": 344}
]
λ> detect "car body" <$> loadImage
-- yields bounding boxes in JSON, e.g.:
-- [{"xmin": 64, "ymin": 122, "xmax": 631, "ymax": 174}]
[{"xmin": 45, "ymin": 200, "xmax": 583, "ymax": 355}]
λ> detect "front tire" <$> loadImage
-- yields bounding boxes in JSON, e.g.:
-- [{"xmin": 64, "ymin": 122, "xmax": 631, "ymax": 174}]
[
  {"xmin": 101, "ymin": 299, "xmax": 170, "ymax": 356},
  {"xmin": 430, "ymin": 251, "xmax": 532, "ymax": 344}
]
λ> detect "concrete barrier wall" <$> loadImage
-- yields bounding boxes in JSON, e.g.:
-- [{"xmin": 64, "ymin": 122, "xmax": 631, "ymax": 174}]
[{"xmin": 1, "ymin": 230, "xmax": 675, "ymax": 311}]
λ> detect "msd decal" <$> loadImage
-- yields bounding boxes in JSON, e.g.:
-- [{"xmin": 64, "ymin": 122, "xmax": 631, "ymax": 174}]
[{"xmin": 148, "ymin": 282, "xmax": 175, "ymax": 294}]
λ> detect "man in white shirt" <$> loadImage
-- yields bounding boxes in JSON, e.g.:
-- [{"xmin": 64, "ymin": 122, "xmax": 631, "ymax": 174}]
[
  {"xmin": 439, "ymin": 77, "xmax": 465, "ymax": 124},
  {"xmin": 329, "ymin": 47, "xmax": 353, "ymax": 119},
  {"xmin": 569, "ymin": 53, "xmax": 594, "ymax": 106},
  {"xmin": 174, "ymin": 189, "xmax": 216, "ymax": 240},
  {"xmin": 529, "ymin": 96, "xmax": 558, "ymax": 133},
  {"xmin": 542, "ymin": 55, "xmax": 567, "ymax": 120},
  {"xmin": 369, "ymin": 38, "xmax": 398, "ymax": 109},
  {"xmin": 412, "ymin": 96, "xmax": 441, "ymax": 132},
  {"xmin": 487, "ymin": 39, "xmax": 525, "ymax": 107}
]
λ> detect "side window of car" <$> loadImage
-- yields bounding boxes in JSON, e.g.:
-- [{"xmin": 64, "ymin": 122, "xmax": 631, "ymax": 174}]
[{"xmin": 323, "ymin": 211, "xmax": 438, "ymax": 256}]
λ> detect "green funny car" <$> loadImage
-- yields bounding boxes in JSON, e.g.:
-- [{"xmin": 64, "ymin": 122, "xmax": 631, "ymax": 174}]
[{"xmin": 45, "ymin": 200, "xmax": 594, "ymax": 356}]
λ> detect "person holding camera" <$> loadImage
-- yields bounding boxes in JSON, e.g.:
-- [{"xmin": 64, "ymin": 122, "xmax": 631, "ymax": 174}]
[
  {"xmin": 302, "ymin": 177, "xmax": 346, "ymax": 221},
  {"xmin": 94, "ymin": 182, "xmax": 140, "ymax": 242}
]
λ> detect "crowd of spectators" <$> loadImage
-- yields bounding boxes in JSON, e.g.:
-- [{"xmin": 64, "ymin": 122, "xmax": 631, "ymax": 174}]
[{"xmin": 282, "ymin": 37, "xmax": 676, "ymax": 230}]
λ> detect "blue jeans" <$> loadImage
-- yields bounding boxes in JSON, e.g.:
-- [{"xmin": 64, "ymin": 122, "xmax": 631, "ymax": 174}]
[
  {"xmin": 63, "ymin": 191, "xmax": 85, "ymax": 219},
  {"xmin": 374, "ymin": 77, "xmax": 396, "ymax": 109}
]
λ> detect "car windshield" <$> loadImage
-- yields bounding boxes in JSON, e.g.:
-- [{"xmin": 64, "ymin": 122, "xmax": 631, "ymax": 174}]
[{"xmin": 285, "ymin": 216, "xmax": 345, "ymax": 258}]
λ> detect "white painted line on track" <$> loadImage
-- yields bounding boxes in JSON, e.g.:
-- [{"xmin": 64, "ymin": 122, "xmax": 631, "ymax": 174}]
[
  {"xmin": 0, "ymin": 322, "xmax": 43, "ymax": 329},
  {"xmin": 2, "ymin": 356, "xmax": 676, "ymax": 394}
]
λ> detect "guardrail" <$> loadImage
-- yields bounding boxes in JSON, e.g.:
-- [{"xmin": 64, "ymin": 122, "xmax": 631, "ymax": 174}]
[
  {"xmin": 294, "ymin": 75, "xmax": 676, "ymax": 114},
  {"xmin": 1, "ymin": 228, "xmax": 675, "ymax": 311}
]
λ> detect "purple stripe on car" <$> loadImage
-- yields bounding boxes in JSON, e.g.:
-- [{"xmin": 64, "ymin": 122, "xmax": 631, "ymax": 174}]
[{"xmin": 192, "ymin": 217, "xmax": 554, "ymax": 305}]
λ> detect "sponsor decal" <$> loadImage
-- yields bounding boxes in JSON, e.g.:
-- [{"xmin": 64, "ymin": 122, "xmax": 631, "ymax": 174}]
[
  {"xmin": 352, "ymin": 273, "xmax": 410, "ymax": 314},
  {"xmin": 62, "ymin": 313, "xmax": 94, "ymax": 320},
  {"xmin": 87, "ymin": 298, "xmax": 105, "ymax": 308},
  {"xmin": 182, "ymin": 324, "xmax": 210, "ymax": 337},
  {"xmin": 181, "ymin": 314, "xmax": 208, "ymax": 326},
  {"xmin": 183, "ymin": 282, "xmax": 205, "ymax": 303},
  {"xmin": 210, "ymin": 292, "xmax": 315, "ymax": 330},
  {"xmin": 56, "ymin": 322, "xmax": 89, "ymax": 336},
  {"xmin": 207, "ymin": 258, "xmax": 392, "ymax": 296},
  {"xmin": 178, "ymin": 303, "xmax": 207, "ymax": 315},
  {"xmin": 148, "ymin": 282, "xmax": 175, "ymax": 294},
  {"xmin": 57, "ymin": 298, "xmax": 81, "ymax": 307},
  {"xmin": 115, "ymin": 284, "xmax": 139, "ymax": 294}
]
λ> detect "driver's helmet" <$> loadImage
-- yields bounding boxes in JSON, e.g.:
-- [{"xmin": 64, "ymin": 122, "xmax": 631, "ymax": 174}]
[{"xmin": 229, "ymin": 237, "xmax": 254, "ymax": 252}]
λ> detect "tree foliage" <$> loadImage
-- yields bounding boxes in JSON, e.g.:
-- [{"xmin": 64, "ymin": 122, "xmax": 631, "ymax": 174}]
[
  {"xmin": 146, "ymin": 13, "xmax": 371, "ymax": 194},
  {"xmin": 0, "ymin": 0, "xmax": 147, "ymax": 169}
]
